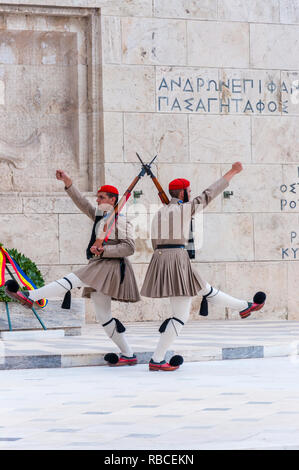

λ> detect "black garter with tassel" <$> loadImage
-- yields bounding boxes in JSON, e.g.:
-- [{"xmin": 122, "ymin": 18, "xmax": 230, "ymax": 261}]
[
  {"xmin": 199, "ymin": 286, "xmax": 213, "ymax": 316},
  {"xmin": 61, "ymin": 277, "xmax": 73, "ymax": 310}
]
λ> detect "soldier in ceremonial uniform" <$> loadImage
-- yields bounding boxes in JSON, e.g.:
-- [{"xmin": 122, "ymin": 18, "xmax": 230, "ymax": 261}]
[
  {"xmin": 5, "ymin": 170, "xmax": 140, "ymax": 367},
  {"xmin": 141, "ymin": 162, "xmax": 266, "ymax": 371}
]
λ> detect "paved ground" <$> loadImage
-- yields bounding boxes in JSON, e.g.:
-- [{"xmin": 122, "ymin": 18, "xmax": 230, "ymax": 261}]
[
  {"xmin": 0, "ymin": 356, "xmax": 299, "ymax": 450},
  {"xmin": 1, "ymin": 320, "xmax": 299, "ymax": 369}
]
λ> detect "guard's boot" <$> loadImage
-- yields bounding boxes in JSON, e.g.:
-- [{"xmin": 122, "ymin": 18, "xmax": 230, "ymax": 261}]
[
  {"xmin": 4, "ymin": 280, "xmax": 35, "ymax": 309},
  {"xmin": 104, "ymin": 353, "xmax": 137, "ymax": 367},
  {"xmin": 149, "ymin": 355, "xmax": 184, "ymax": 372},
  {"xmin": 239, "ymin": 292, "xmax": 266, "ymax": 319}
]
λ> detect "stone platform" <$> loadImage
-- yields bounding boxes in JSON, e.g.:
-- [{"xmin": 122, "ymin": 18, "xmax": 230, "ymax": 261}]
[
  {"xmin": 0, "ymin": 299, "xmax": 85, "ymax": 337},
  {"xmin": 0, "ymin": 320, "xmax": 299, "ymax": 370}
]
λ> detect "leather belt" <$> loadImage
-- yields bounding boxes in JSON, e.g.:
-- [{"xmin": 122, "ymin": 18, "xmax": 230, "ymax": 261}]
[{"xmin": 156, "ymin": 244, "xmax": 185, "ymax": 249}]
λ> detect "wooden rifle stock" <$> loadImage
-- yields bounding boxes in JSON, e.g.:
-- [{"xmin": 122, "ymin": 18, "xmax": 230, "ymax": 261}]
[{"xmin": 150, "ymin": 175, "xmax": 170, "ymax": 205}]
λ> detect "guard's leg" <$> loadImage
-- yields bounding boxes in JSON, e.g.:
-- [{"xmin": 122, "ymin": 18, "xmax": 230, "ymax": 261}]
[
  {"xmin": 201, "ymin": 283, "xmax": 248, "ymax": 311},
  {"xmin": 199, "ymin": 283, "xmax": 266, "ymax": 318},
  {"xmin": 90, "ymin": 290, "xmax": 136, "ymax": 365},
  {"xmin": 5, "ymin": 273, "xmax": 86, "ymax": 309},
  {"xmin": 150, "ymin": 296, "xmax": 192, "ymax": 370}
]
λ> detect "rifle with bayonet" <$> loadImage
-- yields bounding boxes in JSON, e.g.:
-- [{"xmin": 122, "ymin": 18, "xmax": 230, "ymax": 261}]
[
  {"xmin": 136, "ymin": 153, "xmax": 170, "ymax": 205},
  {"xmin": 136, "ymin": 152, "xmax": 195, "ymax": 260},
  {"xmin": 92, "ymin": 156, "xmax": 155, "ymax": 251}
]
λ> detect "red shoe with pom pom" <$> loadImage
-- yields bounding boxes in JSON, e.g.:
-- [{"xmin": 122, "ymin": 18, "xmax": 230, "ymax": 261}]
[
  {"xmin": 104, "ymin": 353, "xmax": 137, "ymax": 367},
  {"xmin": 239, "ymin": 291, "xmax": 266, "ymax": 319},
  {"xmin": 149, "ymin": 355, "xmax": 184, "ymax": 371},
  {"xmin": 4, "ymin": 280, "xmax": 34, "ymax": 309}
]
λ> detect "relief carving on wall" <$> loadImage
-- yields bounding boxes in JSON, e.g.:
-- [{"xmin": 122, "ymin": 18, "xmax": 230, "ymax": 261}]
[{"xmin": 0, "ymin": 27, "xmax": 84, "ymax": 192}]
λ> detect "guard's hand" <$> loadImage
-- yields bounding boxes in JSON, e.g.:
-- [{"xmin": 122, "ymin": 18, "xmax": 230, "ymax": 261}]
[
  {"xmin": 232, "ymin": 162, "xmax": 243, "ymax": 173},
  {"xmin": 56, "ymin": 169, "xmax": 72, "ymax": 188},
  {"xmin": 90, "ymin": 240, "xmax": 104, "ymax": 256}
]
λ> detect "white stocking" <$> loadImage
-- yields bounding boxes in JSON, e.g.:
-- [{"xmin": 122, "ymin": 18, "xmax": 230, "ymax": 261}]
[
  {"xmin": 27, "ymin": 273, "xmax": 86, "ymax": 301},
  {"xmin": 152, "ymin": 296, "xmax": 192, "ymax": 363},
  {"xmin": 201, "ymin": 283, "xmax": 248, "ymax": 311},
  {"xmin": 90, "ymin": 290, "xmax": 133, "ymax": 357}
]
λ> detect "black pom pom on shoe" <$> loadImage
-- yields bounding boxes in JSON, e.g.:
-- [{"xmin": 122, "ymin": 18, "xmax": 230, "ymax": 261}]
[
  {"xmin": 104, "ymin": 353, "xmax": 119, "ymax": 364},
  {"xmin": 253, "ymin": 291, "xmax": 266, "ymax": 305},
  {"xmin": 169, "ymin": 355, "xmax": 184, "ymax": 367},
  {"xmin": 4, "ymin": 279, "xmax": 19, "ymax": 293}
]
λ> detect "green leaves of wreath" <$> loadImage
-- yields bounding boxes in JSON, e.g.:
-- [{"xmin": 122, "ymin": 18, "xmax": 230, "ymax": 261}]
[{"xmin": 0, "ymin": 243, "xmax": 45, "ymax": 303}]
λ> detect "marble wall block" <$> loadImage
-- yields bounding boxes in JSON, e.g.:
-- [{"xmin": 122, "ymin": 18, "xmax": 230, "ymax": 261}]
[
  {"xmin": 254, "ymin": 213, "xmax": 299, "ymax": 261},
  {"xmin": 0, "ymin": 57, "xmax": 82, "ymax": 192},
  {"xmin": 0, "ymin": 214, "xmax": 59, "ymax": 264},
  {"xmin": 0, "ymin": 0, "xmax": 153, "ymax": 16},
  {"xmin": 103, "ymin": 65, "xmax": 155, "ymax": 112},
  {"xmin": 252, "ymin": 116, "xmax": 299, "ymax": 164},
  {"xmin": 0, "ymin": 78, "xmax": 4, "ymax": 104},
  {"xmin": 59, "ymin": 213, "xmax": 93, "ymax": 264},
  {"xmin": 157, "ymin": 163, "xmax": 222, "ymax": 212},
  {"xmin": 281, "ymin": 71, "xmax": 299, "ymax": 116},
  {"xmin": 0, "ymin": 63, "xmax": 77, "ymax": 114},
  {"xmin": 196, "ymin": 213, "xmax": 254, "ymax": 262},
  {"xmin": 222, "ymin": 164, "xmax": 283, "ymax": 213},
  {"xmin": 287, "ymin": 262, "xmax": 299, "ymax": 319},
  {"xmin": 189, "ymin": 115, "xmax": 251, "ymax": 163},
  {"xmin": 103, "ymin": 112, "xmax": 124, "ymax": 163},
  {"xmin": 101, "ymin": 16, "xmax": 121, "ymax": 65},
  {"xmin": 218, "ymin": 68, "xmax": 281, "ymax": 116},
  {"xmin": 250, "ymin": 23, "xmax": 299, "ymax": 69},
  {"xmin": 121, "ymin": 17, "xmax": 186, "ymax": 66},
  {"xmin": 5, "ymin": 13, "xmax": 47, "ymax": 31},
  {"xmin": 0, "ymin": 30, "xmax": 78, "ymax": 65},
  {"xmin": 0, "ymin": 15, "xmax": 5, "ymax": 29},
  {"xmin": 226, "ymin": 262, "xmax": 288, "ymax": 320},
  {"xmin": 0, "ymin": 196, "xmax": 22, "ymax": 213},
  {"xmin": 23, "ymin": 195, "xmax": 95, "ymax": 213},
  {"xmin": 154, "ymin": 0, "xmax": 217, "ymax": 20},
  {"xmin": 187, "ymin": 21, "xmax": 249, "ymax": 68},
  {"xmin": 77, "ymin": 65, "xmax": 89, "ymax": 115},
  {"xmin": 281, "ymin": 165, "xmax": 299, "ymax": 214},
  {"xmin": 124, "ymin": 113, "xmax": 188, "ymax": 163},
  {"xmin": 156, "ymin": 66, "xmax": 219, "ymax": 114},
  {"xmin": 218, "ymin": 0, "xmax": 279, "ymax": 22},
  {"xmin": 280, "ymin": 0, "xmax": 299, "ymax": 24},
  {"xmin": 99, "ymin": 0, "xmax": 153, "ymax": 17}
]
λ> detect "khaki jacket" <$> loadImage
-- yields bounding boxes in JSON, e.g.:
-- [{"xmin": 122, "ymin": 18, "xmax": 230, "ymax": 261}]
[
  {"xmin": 151, "ymin": 176, "xmax": 229, "ymax": 250},
  {"xmin": 65, "ymin": 184, "xmax": 135, "ymax": 258}
]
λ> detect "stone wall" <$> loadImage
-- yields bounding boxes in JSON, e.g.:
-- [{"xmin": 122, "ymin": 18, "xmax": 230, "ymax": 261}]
[{"xmin": 0, "ymin": 0, "xmax": 298, "ymax": 322}]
